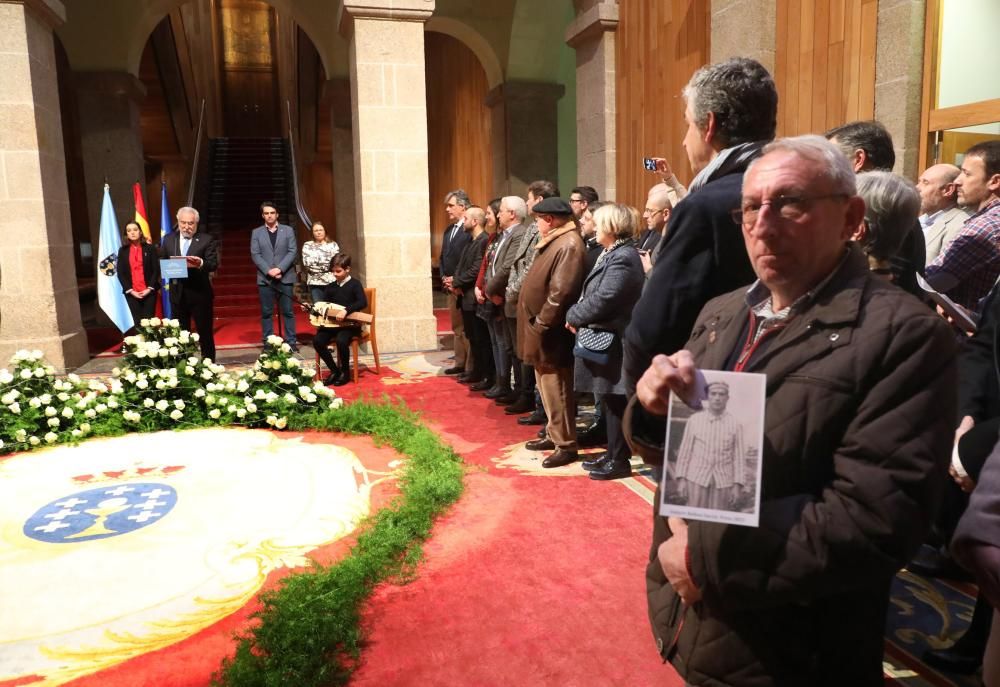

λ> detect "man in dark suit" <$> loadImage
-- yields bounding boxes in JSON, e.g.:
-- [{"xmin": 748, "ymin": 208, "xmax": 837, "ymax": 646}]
[
  {"xmin": 440, "ymin": 189, "xmax": 472, "ymax": 375},
  {"xmin": 160, "ymin": 206, "xmax": 218, "ymax": 360},
  {"xmin": 250, "ymin": 201, "xmax": 298, "ymax": 349}
]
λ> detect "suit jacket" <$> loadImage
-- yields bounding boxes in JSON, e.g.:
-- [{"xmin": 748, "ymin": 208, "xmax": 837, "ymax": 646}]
[
  {"xmin": 485, "ymin": 223, "xmax": 526, "ymax": 302},
  {"xmin": 924, "ymin": 206, "xmax": 971, "ymax": 264},
  {"xmin": 251, "ymin": 223, "xmax": 298, "ymax": 285},
  {"xmin": 505, "ymin": 221, "xmax": 541, "ymax": 318},
  {"xmin": 159, "ymin": 231, "xmax": 218, "ymax": 305},
  {"xmin": 953, "ymin": 438, "xmax": 1000, "ymax": 609},
  {"xmin": 116, "ymin": 242, "xmax": 161, "ymax": 294},
  {"xmin": 439, "ymin": 221, "xmax": 471, "ymax": 278},
  {"xmin": 453, "ymin": 231, "xmax": 489, "ymax": 311},
  {"xmin": 635, "ymin": 228, "xmax": 662, "ymax": 255}
]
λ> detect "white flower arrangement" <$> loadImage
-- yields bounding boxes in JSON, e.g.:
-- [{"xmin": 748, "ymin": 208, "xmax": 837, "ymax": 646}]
[{"xmin": 0, "ymin": 324, "xmax": 344, "ymax": 453}]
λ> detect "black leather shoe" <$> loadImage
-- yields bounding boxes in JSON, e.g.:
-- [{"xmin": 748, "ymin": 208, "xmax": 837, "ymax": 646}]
[
  {"xmin": 536, "ymin": 427, "xmax": 547, "ymax": 439},
  {"xmin": 444, "ymin": 366, "xmax": 464, "ymax": 375},
  {"xmin": 494, "ymin": 391, "xmax": 519, "ymax": 405},
  {"xmin": 582, "ymin": 453, "xmax": 611, "ymax": 471},
  {"xmin": 922, "ymin": 644, "xmax": 983, "ymax": 674},
  {"xmin": 470, "ymin": 379, "xmax": 494, "ymax": 392},
  {"xmin": 542, "ymin": 449, "xmax": 578, "ymax": 468},
  {"xmin": 525, "ymin": 437, "xmax": 555, "ymax": 451},
  {"xmin": 323, "ymin": 372, "xmax": 339, "ymax": 386},
  {"xmin": 483, "ymin": 386, "xmax": 508, "ymax": 399},
  {"xmin": 505, "ymin": 396, "xmax": 535, "ymax": 414},
  {"xmin": 589, "ymin": 458, "xmax": 632, "ymax": 480},
  {"xmin": 459, "ymin": 375, "xmax": 482, "ymax": 385},
  {"xmin": 517, "ymin": 409, "xmax": 547, "ymax": 425},
  {"xmin": 577, "ymin": 424, "xmax": 608, "ymax": 448},
  {"xmin": 333, "ymin": 372, "xmax": 351, "ymax": 386}
]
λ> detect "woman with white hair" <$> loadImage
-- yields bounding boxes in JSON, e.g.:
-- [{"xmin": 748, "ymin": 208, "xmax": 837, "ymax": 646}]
[{"xmin": 854, "ymin": 170, "xmax": 922, "ymax": 291}]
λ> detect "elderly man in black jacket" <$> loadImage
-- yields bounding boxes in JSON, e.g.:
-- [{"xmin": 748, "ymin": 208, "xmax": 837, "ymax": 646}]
[{"xmin": 622, "ymin": 57, "xmax": 775, "ymax": 395}]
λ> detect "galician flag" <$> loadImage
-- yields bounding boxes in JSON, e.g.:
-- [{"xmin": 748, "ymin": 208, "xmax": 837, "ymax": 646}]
[
  {"xmin": 159, "ymin": 180, "xmax": 173, "ymax": 318},
  {"xmin": 96, "ymin": 184, "xmax": 134, "ymax": 333},
  {"xmin": 132, "ymin": 182, "xmax": 151, "ymax": 242}
]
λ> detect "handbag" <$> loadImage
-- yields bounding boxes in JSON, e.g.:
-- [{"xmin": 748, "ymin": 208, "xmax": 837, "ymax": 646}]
[{"xmin": 573, "ymin": 327, "xmax": 615, "ymax": 365}]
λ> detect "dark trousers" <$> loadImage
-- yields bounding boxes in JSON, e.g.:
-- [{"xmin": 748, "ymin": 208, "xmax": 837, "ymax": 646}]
[
  {"xmin": 313, "ymin": 326, "xmax": 359, "ymax": 376},
  {"xmin": 174, "ymin": 294, "xmax": 215, "ymax": 361},
  {"xmin": 504, "ymin": 317, "xmax": 523, "ymax": 393},
  {"xmin": 125, "ymin": 292, "xmax": 157, "ymax": 328},
  {"xmin": 486, "ymin": 314, "xmax": 511, "ymax": 390},
  {"xmin": 462, "ymin": 308, "xmax": 492, "ymax": 381},
  {"xmin": 258, "ymin": 281, "xmax": 297, "ymax": 344},
  {"xmin": 603, "ymin": 394, "xmax": 629, "ymax": 463}
]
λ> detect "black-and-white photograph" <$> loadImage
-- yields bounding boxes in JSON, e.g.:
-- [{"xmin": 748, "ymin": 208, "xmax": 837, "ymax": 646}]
[{"xmin": 659, "ymin": 370, "xmax": 766, "ymax": 527}]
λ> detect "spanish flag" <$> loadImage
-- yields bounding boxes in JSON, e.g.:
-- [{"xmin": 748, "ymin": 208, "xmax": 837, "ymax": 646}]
[{"xmin": 132, "ymin": 181, "xmax": 151, "ymax": 242}]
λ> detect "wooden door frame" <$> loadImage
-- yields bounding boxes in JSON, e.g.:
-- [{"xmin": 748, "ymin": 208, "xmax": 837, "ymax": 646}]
[{"xmin": 918, "ymin": 0, "xmax": 1000, "ymax": 166}]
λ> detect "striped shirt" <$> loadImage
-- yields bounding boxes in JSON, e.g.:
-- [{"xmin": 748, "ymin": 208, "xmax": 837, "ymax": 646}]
[{"xmin": 675, "ymin": 409, "xmax": 746, "ymax": 489}]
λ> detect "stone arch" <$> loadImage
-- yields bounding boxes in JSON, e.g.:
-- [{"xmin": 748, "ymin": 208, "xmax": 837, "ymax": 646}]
[
  {"xmin": 125, "ymin": 0, "xmax": 336, "ymax": 78},
  {"xmin": 424, "ymin": 16, "xmax": 504, "ymax": 89}
]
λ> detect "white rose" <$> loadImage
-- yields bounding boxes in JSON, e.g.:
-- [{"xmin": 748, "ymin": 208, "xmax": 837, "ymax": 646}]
[
  {"xmin": 8, "ymin": 402, "xmax": 20, "ymax": 414},
  {"xmin": 275, "ymin": 417, "xmax": 287, "ymax": 429},
  {"xmin": 44, "ymin": 406, "xmax": 57, "ymax": 417},
  {"xmin": 0, "ymin": 370, "xmax": 12, "ymax": 384},
  {"xmin": 208, "ymin": 408, "xmax": 221, "ymax": 419},
  {"xmin": 237, "ymin": 379, "xmax": 249, "ymax": 392},
  {"xmin": 95, "ymin": 403, "xmax": 108, "ymax": 413},
  {"xmin": 155, "ymin": 399, "xmax": 169, "ymax": 411},
  {"xmin": 85, "ymin": 408, "xmax": 97, "ymax": 418},
  {"xmin": 278, "ymin": 374, "xmax": 295, "ymax": 385},
  {"xmin": 192, "ymin": 333, "xmax": 200, "ymax": 342},
  {"xmin": 14, "ymin": 429, "xmax": 27, "ymax": 441},
  {"xmin": 28, "ymin": 435, "xmax": 40, "ymax": 446},
  {"xmin": 281, "ymin": 343, "xmax": 291, "ymax": 353},
  {"xmin": 44, "ymin": 432, "xmax": 58, "ymax": 443},
  {"xmin": 61, "ymin": 407, "xmax": 73, "ymax": 418},
  {"xmin": 227, "ymin": 404, "xmax": 237, "ymax": 413},
  {"xmin": 174, "ymin": 400, "xmax": 185, "ymax": 410},
  {"xmin": 284, "ymin": 393, "xmax": 297, "ymax": 404},
  {"xmin": 143, "ymin": 398, "xmax": 154, "ymax": 408},
  {"xmin": 34, "ymin": 367, "xmax": 46, "ymax": 378},
  {"xmin": 20, "ymin": 369, "xmax": 32, "ymax": 379},
  {"xmin": 135, "ymin": 350, "xmax": 147, "ymax": 359},
  {"xmin": 254, "ymin": 371, "xmax": 268, "ymax": 381},
  {"xmin": 39, "ymin": 393, "xmax": 52, "ymax": 404},
  {"xmin": 169, "ymin": 409, "xmax": 183, "ymax": 420},
  {"xmin": 71, "ymin": 429, "xmax": 81, "ymax": 438},
  {"xmin": 330, "ymin": 398, "xmax": 344, "ymax": 409},
  {"xmin": 80, "ymin": 422, "xmax": 91, "ymax": 433},
  {"xmin": 106, "ymin": 398, "xmax": 118, "ymax": 409},
  {"xmin": 236, "ymin": 409, "xmax": 246, "ymax": 419},
  {"xmin": 57, "ymin": 393, "xmax": 69, "ymax": 402},
  {"xmin": 136, "ymin": 379, "xmax": 149, "ymax": 389},
  {"xmin": 47, "ymin": 417, "xmax": 60, "ymax": 427},
  {"xmin": 194, "ymin": 389, "xmax": 206, "ymax": 398},
  {"xmin": 150, "ymin": 317, "xmax": 161, "ymax": 326},
  {"xmin": 28, "ymin": 397, "xmax": 41, "ymax": 408},
  {"xmin": 266, "ymin": 415, "xmax": 277, "ymax": 426},
  {"xmin": 246, "ymin": 402, "xmax": 257, "ymax": 413}
]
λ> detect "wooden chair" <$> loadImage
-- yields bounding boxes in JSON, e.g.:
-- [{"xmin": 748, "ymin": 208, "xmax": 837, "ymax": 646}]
[{"xmin": 313, "ymin": 287, "xmax": 381, "ymax": 384}]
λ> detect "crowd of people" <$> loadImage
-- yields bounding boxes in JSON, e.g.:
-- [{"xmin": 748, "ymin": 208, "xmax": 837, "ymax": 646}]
[{"xmin": 436, "ymin": 55, "xmax": 1000, "ymax": 686}]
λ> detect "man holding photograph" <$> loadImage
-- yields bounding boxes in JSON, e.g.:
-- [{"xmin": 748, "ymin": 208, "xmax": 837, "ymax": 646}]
[{"xmin": 625, "ymin": 135, "xmax": 957, "ymax": 686}]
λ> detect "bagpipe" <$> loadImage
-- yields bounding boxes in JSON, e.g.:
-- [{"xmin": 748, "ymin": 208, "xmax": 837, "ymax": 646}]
[{"xmin": 308, "ymin": 301, "xmax": 372, "ymax": 329}]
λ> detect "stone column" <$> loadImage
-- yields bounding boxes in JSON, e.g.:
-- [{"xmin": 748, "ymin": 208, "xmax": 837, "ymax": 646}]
[
  {"xmin": 325, "ymin": 77, "xmax": 359, "ymax": 266},
  {"xmin": 567, "ymin": 1, "xmax": 618, "ymax": 201},
  {"xmin": 710, "ymin": 0, "xmax": 776, "ymax": 72},
  {"xmin": 0, "ymin": 0, "xmax": 88, "ymax": 371},
  {"xmin": 339, "ymin": 0, "xmax": 436, "ymax": 353},
  {"xmin": 485, "ymin": 81, "xmax": 565, "ymax": 196},
  {"xmin": 72, "ymin": 71, "xmax": 146, "ymax": 256},
  {"xmin": 875, "ymin": 0, "xmax": 925, "ymax": 178}
]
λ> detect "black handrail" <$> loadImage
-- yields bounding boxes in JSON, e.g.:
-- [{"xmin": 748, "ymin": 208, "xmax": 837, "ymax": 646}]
[
  {"xmin": 186, "ymin": 98, "xmax": 207, "ymax": 208},
  {"xmin": 285, "ymin": 100, "xmax": 312, "ymax": 230}
]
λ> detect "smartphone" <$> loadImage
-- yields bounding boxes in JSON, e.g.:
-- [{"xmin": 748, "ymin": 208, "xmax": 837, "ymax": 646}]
[{"xmin": 643, "ymin": 158, "xmax": 657, "ymax": 171}]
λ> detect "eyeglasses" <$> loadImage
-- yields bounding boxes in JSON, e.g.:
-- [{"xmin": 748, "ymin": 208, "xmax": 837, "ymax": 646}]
[
  {"xmin": 643, "ymin": 208, "xmax": 663, "ymax": 216},
  {"xmin": 731, "ymin": 193, "xmax": 849, "ymax": 226},
  {"xmin": 569, "ymin": 197, "xmax": 584, "ymax": 203}
]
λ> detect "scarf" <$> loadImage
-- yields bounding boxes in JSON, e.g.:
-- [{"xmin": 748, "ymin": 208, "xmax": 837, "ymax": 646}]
[{"xmin": 687, "ymin": 140, "xmax": 768, "ymax": 194}]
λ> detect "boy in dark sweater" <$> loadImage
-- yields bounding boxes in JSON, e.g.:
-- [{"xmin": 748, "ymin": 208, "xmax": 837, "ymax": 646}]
[{"xmin": 312, "ymin": 253, "xmax": 367, "ymax": 386}]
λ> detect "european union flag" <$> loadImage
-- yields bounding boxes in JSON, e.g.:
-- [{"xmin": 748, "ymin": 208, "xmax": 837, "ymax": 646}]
[{"xmin": 96, "ymin": 184, "xmax": 134, "ymax": 332}]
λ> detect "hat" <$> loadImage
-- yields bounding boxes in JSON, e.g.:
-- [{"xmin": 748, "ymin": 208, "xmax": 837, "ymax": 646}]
[{"xmin": 532, "ymin": 197, "xmax": 574, "ymax": 216}]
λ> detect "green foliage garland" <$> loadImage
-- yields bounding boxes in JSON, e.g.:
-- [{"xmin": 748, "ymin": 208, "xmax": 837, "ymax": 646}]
[{"xmin": 213, "ymin": 399, "xmax": 465, "ymax": 687}]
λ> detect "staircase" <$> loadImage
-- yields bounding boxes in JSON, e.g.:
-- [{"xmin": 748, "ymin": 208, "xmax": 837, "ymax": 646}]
[{"xmin": 205, "ymin": 138, "xmax": 296, "ymax": 322}]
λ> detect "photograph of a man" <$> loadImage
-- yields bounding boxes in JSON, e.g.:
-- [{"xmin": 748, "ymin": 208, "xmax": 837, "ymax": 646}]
[{"xmin": 673, "ymin": 381, "xmax": 747, "ymax": 510}]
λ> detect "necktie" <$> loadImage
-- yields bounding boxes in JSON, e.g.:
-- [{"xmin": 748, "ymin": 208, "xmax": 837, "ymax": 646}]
[{"xmin": 181, "ymin": 237, "xmax": 190, "ymax": 256}]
